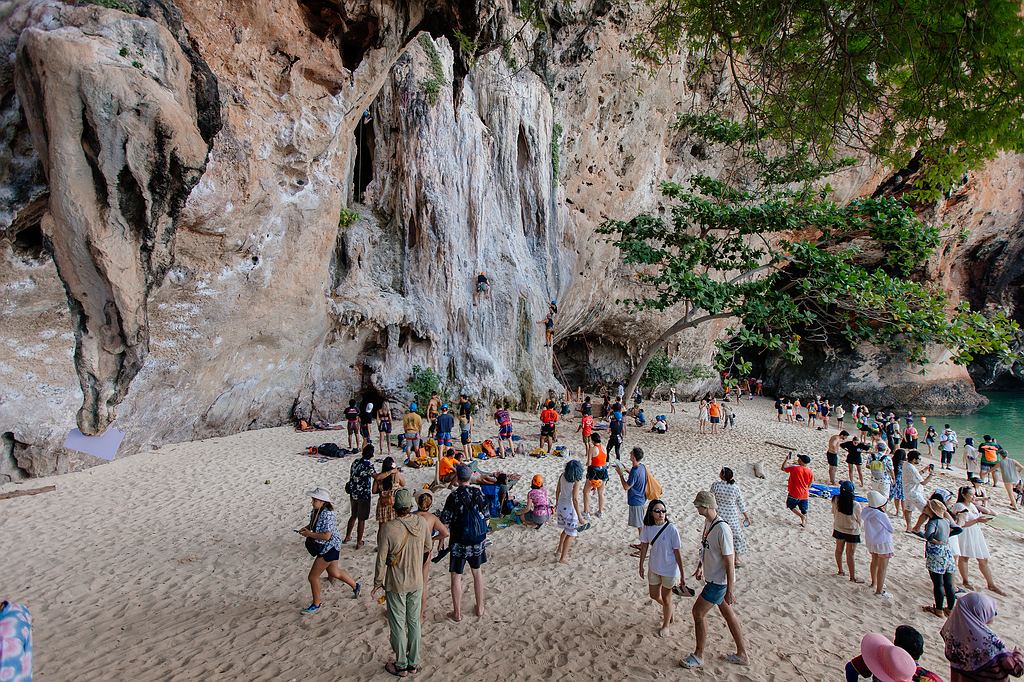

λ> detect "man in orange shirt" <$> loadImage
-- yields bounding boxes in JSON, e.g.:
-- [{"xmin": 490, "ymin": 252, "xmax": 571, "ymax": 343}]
[
  {"xmin": 708, "ymin": 398, "xmax": 722, "ymax": 435},
  {"xmin": 436, "ymin": 448, "xmax": 459, "ymax": 488},
  {"xmin": 539, "ymin": 401, "xmax": 559, "ymax": 453},
  {"xmin": 780, "ymin": 452, "xmax": 814, "ymax": 527}
]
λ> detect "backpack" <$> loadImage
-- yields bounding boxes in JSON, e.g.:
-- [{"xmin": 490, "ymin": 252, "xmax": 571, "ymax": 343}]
[
  {"xmin": 644, "ymin": 465, "xmax": 663, "ymax": 500},
  {"xmin": 318, "ymin": 442, "xmax": 342, "ymax": 458},
  {"xmin": 979, "ymin": 444, "xmax": 999, "ymax": 464},
  {"xmin": 453, "ymin": 488, "xmax": 488, "ymax": 544}
]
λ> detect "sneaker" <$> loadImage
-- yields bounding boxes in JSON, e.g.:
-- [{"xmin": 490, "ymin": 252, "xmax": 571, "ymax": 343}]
[
  {"xmin": 301, "ymin": 603, "xmax": 322, "ymax": 614},
  {"xmin": 875, "ymin": 591, "xmax": 893, "ymax": 601},
  {"xmin": 353, "ymin": 581, "xmax": 362, "ymax": 599}
]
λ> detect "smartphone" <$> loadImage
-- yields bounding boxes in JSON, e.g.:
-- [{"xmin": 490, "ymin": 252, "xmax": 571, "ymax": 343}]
[{"xmin": 293, "ymin": 529, "xmax": 302, "ymax": 533}]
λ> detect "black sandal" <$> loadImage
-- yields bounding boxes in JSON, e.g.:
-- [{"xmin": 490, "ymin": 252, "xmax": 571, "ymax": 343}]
[
  {"xmin": 385, "ymin": 661, "xmax": 408, "ymax": 677},
  {"xmin": 672, "ymin": 585, "xmax": 696, "ymax": 597}
]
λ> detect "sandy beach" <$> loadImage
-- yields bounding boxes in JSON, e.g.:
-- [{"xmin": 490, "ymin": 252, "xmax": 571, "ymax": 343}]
[{"xmin": 2, "ymin": 396, "xmax": 1022, "ymax": 681}]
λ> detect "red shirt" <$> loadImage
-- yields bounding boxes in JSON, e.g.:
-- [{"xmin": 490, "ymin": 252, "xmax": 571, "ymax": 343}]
[
  {"xmin": 540, "ymin": 409, "xmax": 559, "ymax": 425},
  {"xmin": 581, "ymin": 415, "xmax": 594, "ymax": 436},
  {"xmin": 784, "ymin": 465, "xmax": 813, "ymax": 500}
]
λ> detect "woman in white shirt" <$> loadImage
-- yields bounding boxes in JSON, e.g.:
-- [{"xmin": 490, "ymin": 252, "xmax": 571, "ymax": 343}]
[
  {"xmin": 637, "ymin": 499, "xmax": 693, "ymax": 637},
  {"xmin": 901, "ymin": 449, "xmax": 934, "ymax": 531},
  {"xmin": 951, "ymin": 485, "xmax": 1004, "ymax": 595}
]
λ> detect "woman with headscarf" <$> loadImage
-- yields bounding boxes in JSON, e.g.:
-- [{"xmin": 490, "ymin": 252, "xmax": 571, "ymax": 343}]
[
  {"xmin": 709, "ymin": 467, "xmax": 751, "ymax": 567},
  {"xmin": 941, "ymin": 591, "xmax": 1024, "ymax": 681},
  {"xmin": 832, "ymin": 481, "xmax": 863, "ymax": 583}
]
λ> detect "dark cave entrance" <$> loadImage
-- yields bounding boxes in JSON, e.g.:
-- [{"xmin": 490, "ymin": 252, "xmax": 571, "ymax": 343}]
[
  {"xmin": 553, "ymin": 334, "xmax": 631, "ymax": 391},
  {"xmin": 353, "ymin": 110, "xmax": 375, "ymax": 203}
]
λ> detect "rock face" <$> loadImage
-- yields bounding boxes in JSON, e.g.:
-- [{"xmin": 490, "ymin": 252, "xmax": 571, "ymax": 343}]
[{"xmin": 0, "ymin": 0, "xmax": 1020, "ymax": 475}]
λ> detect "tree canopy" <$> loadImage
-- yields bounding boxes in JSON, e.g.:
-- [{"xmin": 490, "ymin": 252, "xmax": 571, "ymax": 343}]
[
  {"xmin": 629, "ymin": 0, "xmax": 1024, "ymax": 200},
  {"xmin": 598, "ymin": 114, "xmax": 1019, "ymax": 399}
]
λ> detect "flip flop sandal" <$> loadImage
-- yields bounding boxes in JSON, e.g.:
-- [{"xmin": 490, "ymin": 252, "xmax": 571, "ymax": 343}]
[
  {"xmin": 672, "ymin": 585, "xmax": 695, "ymax": 597},
  {"xmin": 406, "ymin": 666, "xmax": 420, "ymax": 675},
  {"xmin": 723, "ymin": 654, "xmax": 748, "ymax": 666},
  {"xmin": 681, "ymin": 654, "xmax": 703, "ymax": 669},
  {"xmin": 385, "ymin": 662, "xmax": 408, "ymax": 677}
]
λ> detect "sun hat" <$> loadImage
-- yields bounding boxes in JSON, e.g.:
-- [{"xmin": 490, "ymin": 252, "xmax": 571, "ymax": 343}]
[
  {"xmin": 393, "ymin": 488, "xmax": 414, "ymax": 511},
  {"xmin": 860, "ymin": 632, "xmax": 917, "ymax": 682},
  {"xmin": 306, "ymin": 486, "xmax": 332, "ymax": 503},
  {"xmin": 693, "ymin": 490, "xmax": 717, "ymax": 509},
  {"xmin": 927, "ymin": 498, "xmax": 947, "ymax": 518},
  {"xmin": 867, "ymin": 491, "xmax": 887, "ymax": 508},
  {"xmin": 532, "ymin": 474, "xmax": 544, "ymax": 487},
  {"xmin": 456, "ymin": 464, "xmax": 472, "ymax": 481}
]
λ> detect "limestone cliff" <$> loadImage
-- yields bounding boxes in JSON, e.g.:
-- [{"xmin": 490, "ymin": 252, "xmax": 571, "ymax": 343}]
[{"xmin": 0, "ymin": 0, "xmax": 1019, "ymax": 477}]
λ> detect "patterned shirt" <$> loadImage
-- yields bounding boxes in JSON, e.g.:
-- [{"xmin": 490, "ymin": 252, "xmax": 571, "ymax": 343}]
[
  {"xmin": 439, "ymin": 486, "xmax": 489, "ymax": 544},
  {"xmin": 349, "ymin": 458, "xmax": 376, "ymax": 500},
  {"xmin": 0, "ymin": 601, "xmax": 32, "ymax": 682},
  {"xmin": 310, "ymin": 508, "xmax": 341, "ymax": 554}
]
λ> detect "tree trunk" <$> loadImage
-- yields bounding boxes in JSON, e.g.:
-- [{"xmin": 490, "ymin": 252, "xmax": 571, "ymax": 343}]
[{"xmin": 622, "ymin": 312, "xmax": 732, "ymax": 403}]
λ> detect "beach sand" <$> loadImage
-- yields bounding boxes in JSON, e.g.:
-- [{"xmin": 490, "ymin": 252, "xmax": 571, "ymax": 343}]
[{"xmin": 3, "ymin": 397, "xmax": 1022, "ymax": 681}]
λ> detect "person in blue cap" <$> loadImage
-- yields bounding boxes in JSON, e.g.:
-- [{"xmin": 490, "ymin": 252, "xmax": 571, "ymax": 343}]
[
  {"xmin": 435, "ymin": 404, "xmax": 455, "ymax": 447},
  {"xmin": 402, "ymin": 403, "xmax": 423, "ymax": 457}
]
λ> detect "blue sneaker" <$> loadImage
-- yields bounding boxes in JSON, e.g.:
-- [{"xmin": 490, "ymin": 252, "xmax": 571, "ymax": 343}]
[
  {"xmin": 352, "ymin": 581, "xmax": 362, "ymax": 599},
  {"xmin": 301, "ymin": 603, "xmax": 322, "ymax": 615}
]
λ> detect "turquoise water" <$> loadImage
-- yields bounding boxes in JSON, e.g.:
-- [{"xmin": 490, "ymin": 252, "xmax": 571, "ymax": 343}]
[{"xmin": 927, "ymin": 391, "xmax": 1024, "ymax": 461}]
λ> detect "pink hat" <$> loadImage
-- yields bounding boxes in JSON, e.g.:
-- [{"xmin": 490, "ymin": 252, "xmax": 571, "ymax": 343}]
[{"xmin": 861, "ymin": 633, "xmax": 917, "ymax": 682}]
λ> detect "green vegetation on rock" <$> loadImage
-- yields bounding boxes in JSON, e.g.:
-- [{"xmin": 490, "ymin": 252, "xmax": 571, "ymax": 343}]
[
  {"xmin": 408, "ymin": 366, "xmax": 450, "ymax": 416},
  {"xmin": 639, "ymin": 351, "xmax": 686, "ymax": 390},
  {"xmin": 338, "ymin": 208, "xmax": 359, "ymax": 229},
  {"xmin": 417, "ymin": 34, "xmax": 447, "ymax": 107},
  {"xmin": 631, "ymin": 0, "xmax": 1024, "ymax": 200},
  {"xmin": 599, "ymin": 113, "xmax": 1020, "ymax": 400}
]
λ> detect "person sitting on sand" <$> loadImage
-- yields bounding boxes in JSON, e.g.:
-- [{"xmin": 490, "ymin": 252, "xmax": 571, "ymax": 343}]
[
  {"xmin": 923, "ymin": 499, "xmax": 962, "ymax": 618},
  {"xmin": 845, "ymin": 625, "xmax": 943, "ymax": 681},
  {"xmin": 298, "ymin": 487, "xmax": 360, "ymax": 614},
  {"xmin": 372, "ymin": 488, "xmax": 432, "ymax": 677},
  {"xmin": 616, "ymin": 447, "xmax": 648, "ymax": 545},
  {"xmin": 682, "ymin": 491, "xmax": 748, "ymax": 670},
  {"xmin": 941, "ymin": 591, "xmax": 1024, "ymax": 682},
  {"xmin": 516, "ymin": 474, "xmax": 552, "ymax": 528},
  {"xmin": 651, "ymin": 414, "xmax": 668, "ymax": 433},
  {"xmin": 637, "ymin": 498, "xmax": 692, "ymax": 638},
  {"xmin": 555, "ymin": 459, "xmax": 587, "ymax": 563},
  {"xmin": 344, "ymin": 445, "xmax": 376, "ymax": 548},
  {"xmin": 862, "ymin": 491, "xmax": 895, "ymax": 600},
  {"xmin": 781, "ymin": 453, "xmax": 814, "ymax": 527},
  {"xmin": 438, "ymin": 465, "xmax": 489, "ymax": 622},
  {"xmin": 435, "ymin": 448, "xmax": 459, "ymax": 489},
  {"xmin": 832, "ymin": 481, "xmax": 863, "ymax": 583},
  {"xmin": 413, "ymin": 491, "xmax": 449, "ymax": 620}
]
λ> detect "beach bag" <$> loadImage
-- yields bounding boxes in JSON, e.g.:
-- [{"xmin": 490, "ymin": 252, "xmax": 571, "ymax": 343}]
[
  {"xmin": 979, "ymin": 444, "xmax": 999, "ymax": 465},
  {"xmin": 319, "ymin": 442, "xmax": 342, "ymax": 458},
  {"xmin": 482, "ymin": 440, "xmax": 498, "ymax": 458},
  {"xmin": 454, "ymin": 488, "xmax": 488, "ymax": 544},
  {"xmin": 304, "ymin": 509, "xmax": 323, "ymax": 556},
  {"xmin": 644, "ymin": 465, "xmax": 663, "ymax": 500}
]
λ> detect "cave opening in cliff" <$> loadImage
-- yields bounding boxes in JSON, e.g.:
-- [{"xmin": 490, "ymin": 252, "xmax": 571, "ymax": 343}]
[
  {"xmin": 353, "ymin": 110, "xmax": 375, "ymax": 203},
  {"xmin": 554, "ymin": 334, "xmax": 631, "ymax": 391},
  {"xmin": 10, "ymin": 222, "xmax": 47, "ymax": 261}
]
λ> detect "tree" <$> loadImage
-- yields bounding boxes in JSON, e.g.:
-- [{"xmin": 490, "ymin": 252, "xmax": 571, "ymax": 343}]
[
  {"xmin": 639, "ymin": 350, "xmax": 686, "ymax": 394},
  {"xmin": 629, "ymin": 0, "xmax": 1024, "ymax": 200},
  {"xmin": 598, "ymin": 113, "xmax": 1019, "ymax": 403}
]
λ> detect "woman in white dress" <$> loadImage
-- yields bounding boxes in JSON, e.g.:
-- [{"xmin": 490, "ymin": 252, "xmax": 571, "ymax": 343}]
[
  {"xmin": 951, "ymin": 485, "xmax": 1004, "ymax": 594},
  {"xmin": 710, "ymin": 467, "xmax": 751, "ymax": 567},
  {"xmin": 697, "ymin": 399, "xmax": 709, "ymax": 434}
]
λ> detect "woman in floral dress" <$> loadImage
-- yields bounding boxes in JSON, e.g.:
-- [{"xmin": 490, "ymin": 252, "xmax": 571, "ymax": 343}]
[{"xmin": 709, "ymin": 467, "xmax": 751, "ymax": 566}]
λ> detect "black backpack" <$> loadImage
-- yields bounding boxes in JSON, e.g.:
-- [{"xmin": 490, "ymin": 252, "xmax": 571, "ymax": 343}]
[
  {"xmin": 453, "ymin": 488, "xmax": 488, "ymax": 545},
  {"xmin": 319, "ymin": 442, "xmax": 343, "ymax": 458}
]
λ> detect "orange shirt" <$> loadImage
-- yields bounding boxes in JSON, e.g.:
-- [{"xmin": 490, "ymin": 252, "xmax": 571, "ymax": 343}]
[
  {"xmin": 439, "ymin": 456, "xmax": 457, "ymax": 477},
  {"xmin": 590, "ymin": 444, "xmax": 607, "ymax": 467},
  {"xmin": 708, "ymin": 403, "xmax": 721, "ymax": 418},
  {"xmin": 581, "ymin": 415, "xmax": 594, "ymax": 436},
  {"xmin": 540, "ymin": 409, "xmax": 559, "ymax": 425},
  {"xmin": 784, "ymin": 465, "xmax": 813, "ymax": 500}
]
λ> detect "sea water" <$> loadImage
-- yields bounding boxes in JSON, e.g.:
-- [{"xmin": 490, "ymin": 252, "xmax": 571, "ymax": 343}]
[{"xmin": 927, "ymin": 391, "xmax": 1024, "ymax": 462}]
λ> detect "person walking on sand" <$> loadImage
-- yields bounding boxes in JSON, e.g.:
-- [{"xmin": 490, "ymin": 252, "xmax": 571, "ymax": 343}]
[
  {"xmin": 997, "ymin": 449, "xmax": 1023, "ymax": 511},
  {"xmin": 372, "ymin": 488, "xmax": 433, "ymax": 677},
  {"xmin": 638, "ymin": 498, "xmax": 693, "ymax": 638},
  {"xmin": 616, "ymin": 447, "xmax": 648, "ymax": 547},
  {"xmin": 922, "ymin": 499, "xmax": 961, "ymax": 618},
  {"xmin": 950, "ymin": 485, "xmax": 1004, "ymax": 596},
  {"xmin": 832, "ymin": 481, "xmax": 863, "ymax": 583},
  {"xmin": 842, "ymin": 435, "xmax": 868, "ymax": 488},
  {"xmin": 555, "ymin": 459, "xmax": 587, "ymax": 563},
  {"xmin": 781, "ymin": 453, "xmax": 814, "ymax": 527},
  {"xmin": 359, "ymin": 401, "xmax": 375, "ymax": 450},
  {"xmin": 298, "ymin": 487, "xmax": 360, "ymax": 614},
  {"xmin": 670, "ymin": 387, "xmax": 678, "ymax": 414},
  {"xmin": 493, "ymin": 402, "xmax": 515, "ymax": 457},
  {"xmin": 439, "ymin": 465, "xmax": 489, "ymax": 621},
  {"xmin": 827, "ymin": 430, "xmax": 850, "ymax": 485},
  {"xmin": 710, "ymin": 468, "xmax": 751, "ymax": 567},
  {"xmin": 413, "ymin": 491, "xmax": 449, "ymax": 619},
  {"xmin": 862, "ymin": 491, "xmax": 894, "ymax": 599},
  {"xmin": 344, "ymin": 445, "xmax": 376, "ymax": 549},
  {"xmin": 681, "ymin": 491, "xmax": 748, "ymax": 670}
]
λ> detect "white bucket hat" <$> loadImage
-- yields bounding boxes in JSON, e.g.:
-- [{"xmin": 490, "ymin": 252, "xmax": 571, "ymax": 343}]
[{"xmin": 305, "ymin": 486, "xmax": 332, "ymax": 503}]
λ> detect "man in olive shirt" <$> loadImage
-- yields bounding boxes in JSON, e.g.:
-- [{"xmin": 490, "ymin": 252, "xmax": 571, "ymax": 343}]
[
  {"xmin": 402, "ymin": 404, "xmax": 423, "ymax": 458},
  {"xmin": 372, "ymin": 489, "xmax": 432, "ymax": 676}
]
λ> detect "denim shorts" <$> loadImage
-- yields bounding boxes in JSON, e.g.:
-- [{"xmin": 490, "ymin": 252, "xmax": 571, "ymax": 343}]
[
  {"xmin": 786, "ymin": 496, "xmax": 809, "ymax": 514},
  {"xmin": 700, "ymin": 582, "xmax": 727, "ymax": 605}
]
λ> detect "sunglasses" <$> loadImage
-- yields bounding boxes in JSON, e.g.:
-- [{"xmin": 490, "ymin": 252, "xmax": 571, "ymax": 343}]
[{"xmin": 652, "ymin": 508, "xmax": 667, "ymax": 514}]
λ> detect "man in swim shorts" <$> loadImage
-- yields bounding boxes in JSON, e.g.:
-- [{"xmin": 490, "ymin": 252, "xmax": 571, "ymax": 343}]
[
  {"xmin": 781, "ymin": 453, "xmax": 813, "ymax": 528},
  {"xmin": 826, "ymin": 430, "xmax": 849, "ymax": 485},
  {"xmin": 402, "ymin": 403, "xmax": 422, "ymax": 458},
  {"xmin": 493, "ymin": 402, "xmax": 514, "ymax": 456},
  {"xmin": 435, "ymin": 404, "xmax": 455, "ymax": 447},
  {"xmin": 344, "ymin": 399, "xmax": 360, "ymax": 449},
  {"xmin": 539, "ymin": 401, "xmax": 559, "ymax": 453}
]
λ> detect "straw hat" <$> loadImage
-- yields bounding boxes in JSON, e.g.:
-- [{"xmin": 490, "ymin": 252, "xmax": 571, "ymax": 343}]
[{"xmin": 693, "ymin": 490, "xmax": 716, "ymax": 509}]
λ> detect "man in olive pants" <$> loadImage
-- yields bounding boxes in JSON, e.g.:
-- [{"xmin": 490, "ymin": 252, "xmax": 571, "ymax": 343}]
[{"xmin": 372, "ymin": 488, "xmax": 432, "ymax": 676}]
